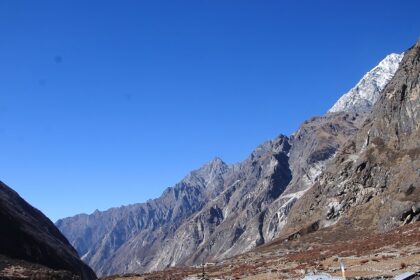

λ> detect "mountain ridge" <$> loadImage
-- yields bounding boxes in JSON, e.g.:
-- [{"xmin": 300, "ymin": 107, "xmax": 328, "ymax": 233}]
[{"xmin": 56, "ymin": 47, "xmax": 414, "ymax": 276}]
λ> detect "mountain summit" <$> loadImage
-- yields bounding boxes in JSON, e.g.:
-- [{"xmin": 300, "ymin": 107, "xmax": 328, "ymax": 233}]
[{"xmin": 328, "ymin": 53, "xmax": 403, "ymax": 114}]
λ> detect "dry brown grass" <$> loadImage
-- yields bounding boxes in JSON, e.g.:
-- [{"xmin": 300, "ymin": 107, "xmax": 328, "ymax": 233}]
[{"xmin": 100, "ymin": 223, "xmax": 420, "ymax": 280}]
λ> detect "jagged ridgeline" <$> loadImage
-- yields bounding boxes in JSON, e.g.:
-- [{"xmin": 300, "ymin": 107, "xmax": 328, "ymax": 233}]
[{"xmin": 56, "ymin": 40, "xmax": 419, "ymax": 277}]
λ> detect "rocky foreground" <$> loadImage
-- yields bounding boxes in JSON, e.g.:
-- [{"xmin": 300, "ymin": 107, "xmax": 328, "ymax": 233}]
[{"xmin": 0, "ymin": 255, "xmax": 82, "ymax": 280}]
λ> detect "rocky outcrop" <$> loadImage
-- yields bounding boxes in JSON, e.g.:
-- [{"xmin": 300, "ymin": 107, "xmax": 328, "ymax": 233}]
[
  {"xmin": 0, "ymin": 181, "xmax": 97, "ymax": 280},
  {"xmin": 286, "ymin": 40, "xmax": 420, "ymax": 236},
  {"xmin": 262, "ymin": 111, "xmax": 362, "ymax": 241}
]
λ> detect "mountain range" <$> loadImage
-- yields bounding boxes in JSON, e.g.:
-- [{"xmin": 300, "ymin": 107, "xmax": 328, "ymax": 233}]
[
  {"xmin": 0, "ymin": 39, "xmax": 418, "ymax": 279},
  {"xmin": 55, "ymin": 41, "xmax": 418, "ymax": 278}
]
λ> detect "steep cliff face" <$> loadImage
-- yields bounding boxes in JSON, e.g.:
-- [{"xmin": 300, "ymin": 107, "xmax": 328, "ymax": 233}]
[
  {"xmin": 262, "ymin": 112, "xmax": 361, "ymax": 241},
  {"xmin": 0, "ymin": 181, "xmax": 97, "ymax": 280},
  {"xmin": 286, "ymin": 40, "xmax": 420, "ymax": 237}
]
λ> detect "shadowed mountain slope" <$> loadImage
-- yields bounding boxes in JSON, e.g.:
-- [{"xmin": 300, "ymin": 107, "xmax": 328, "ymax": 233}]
[{"xmin": 0, "ymin": 181, "xmax": 97, "ymax": 280}]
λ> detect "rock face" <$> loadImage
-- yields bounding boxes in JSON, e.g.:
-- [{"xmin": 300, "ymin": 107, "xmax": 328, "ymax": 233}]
[
  {"xmin": 286, "ymin": 40, "xmax": 420, "ymax": 236},
  {"xmin": 261, "ymin": 111, "xmax": 362, "ymax": 241},
  {"xmin": 0, "ymin": 181, "xmax": 97, "ymax": 280},
  {"xmin": 56, "ymin": 47, "xmax": 415, "ymax": 277},
  {"xmin": 328, "ymin": 53, "xmax": 403, "ymax": 114}
]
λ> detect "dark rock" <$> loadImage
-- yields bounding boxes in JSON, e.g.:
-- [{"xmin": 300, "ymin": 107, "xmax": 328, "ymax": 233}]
[{"xmin": 0, "ymin": 181, "xmax": 96, "ymax": 280}]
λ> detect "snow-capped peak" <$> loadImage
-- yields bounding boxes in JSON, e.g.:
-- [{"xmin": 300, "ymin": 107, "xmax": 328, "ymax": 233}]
[{"xmin": 328, "ymin": 53, "xmax": 403, "ymax": 114}]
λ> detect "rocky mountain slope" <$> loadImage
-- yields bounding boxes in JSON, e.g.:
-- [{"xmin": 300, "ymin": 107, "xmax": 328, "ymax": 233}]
[
  {"xmin": 0, "ymin": 181, "xmax": 97, "ymax": 280},
  {"xmin": 110, "ymin": 136, "xmax": 292, "ymax": 273},
  {"xmin": 57, "ymin": 136, "xmax": 293, "ymax": 275},
  {"xmin": 57, "ymin": 157, "xmax": 232, "ymax": 275},
  {"xmin": 286, "ymin": 39, "xmax": 420, "ymax": 237},
  {"xmin": 57, "ymin": 46, "xmax": 409, "ymax": 276}
]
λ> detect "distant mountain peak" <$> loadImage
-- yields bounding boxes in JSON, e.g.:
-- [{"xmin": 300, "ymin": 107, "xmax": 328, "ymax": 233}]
[
  {"xmin": 197, "ymin": 156, "xmax": 228, "ymax": 173},
  {"xmin": 208, "ymin": 156, "xmax": 225, "ymax": 166},
  {"xmin": 328, "ymin": 53, "xmax": 403, "ymax": 114}
]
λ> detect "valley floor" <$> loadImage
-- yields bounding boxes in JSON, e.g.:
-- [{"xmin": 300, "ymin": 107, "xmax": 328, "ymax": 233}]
[
  {"xmin": 101, "ymin": 223, "xmax": 420, "ymax": 280},
  {"xmin": 0, "ymin": 254, "xmax": 81, "ymax": 280}
]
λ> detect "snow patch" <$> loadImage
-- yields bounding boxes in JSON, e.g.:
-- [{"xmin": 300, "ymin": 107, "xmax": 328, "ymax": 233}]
[{"xmin": 328, "ymin": 53, "xmax": 403, "ymax": 114}]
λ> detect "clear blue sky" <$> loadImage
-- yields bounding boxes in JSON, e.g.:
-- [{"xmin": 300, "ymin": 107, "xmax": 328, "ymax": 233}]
[{"xmin": 1, "ymin": 0, "xmax": 419, "ymax": 222}]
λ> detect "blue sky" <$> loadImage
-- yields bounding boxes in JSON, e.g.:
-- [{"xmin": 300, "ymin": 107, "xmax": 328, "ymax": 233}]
[{"xmin": 1, "ymin": 0, "xmax": 419, "ymax": 222}]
